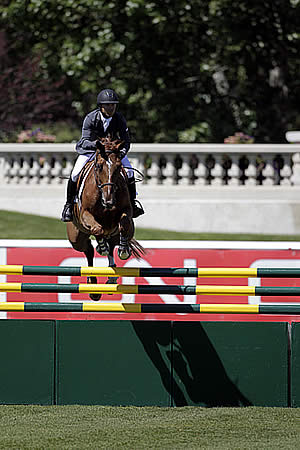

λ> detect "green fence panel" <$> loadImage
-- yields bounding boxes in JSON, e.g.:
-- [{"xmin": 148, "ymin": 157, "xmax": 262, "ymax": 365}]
[
  {"xmin": 0, "ymin": 320, "xmax": 54, "ymax": 405},
  {"xmin": 172, "ymin": 322, "xmax": 289, "ymax": 407},
  {"xmin": 56, "ymin": 321, "xmax": 172, "ymax": 406},
  {"xmin": 291, "ymin": 322, "xmax": 300, "ymax": 407}
]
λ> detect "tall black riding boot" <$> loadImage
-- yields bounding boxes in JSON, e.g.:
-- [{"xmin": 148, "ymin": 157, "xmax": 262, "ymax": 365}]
[
  {"xmin": 128, "ymin": 179, "xmax": 144, "ymax": 218},
  {"xmin": 61, "ymin": 177, "xmax": 77, "ymax": 222}
]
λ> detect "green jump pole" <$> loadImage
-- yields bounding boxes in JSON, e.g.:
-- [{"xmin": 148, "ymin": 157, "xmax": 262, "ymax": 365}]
[
  {"xmin": 1, "ymin": 302, "xmax": 300, "ymax": 314},
  {"xmin": 2, "ymin": 282, "xmax": 300, "ymax": 296},
  {"xmin": 2, "ymin": 265, "xmax": 300, "ymax": 278}
]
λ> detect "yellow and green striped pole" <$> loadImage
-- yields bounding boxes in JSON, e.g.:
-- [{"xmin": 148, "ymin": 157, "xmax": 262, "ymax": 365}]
[
  {"xmin": 1, "ymin": 282, "xmax": 300, "ymax": 296},
  {"xmin": 1, "ymin": 302, "xmax": 300, "ymax": 314},
  {"xmin": 2, "ymin": 265, "xmax": 300, "ymax": 278}
]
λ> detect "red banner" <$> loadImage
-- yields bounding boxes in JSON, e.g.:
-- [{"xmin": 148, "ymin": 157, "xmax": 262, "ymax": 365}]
[{"xmin": 1, "ymin": 241, "xmax": 300, "ymax": 322}]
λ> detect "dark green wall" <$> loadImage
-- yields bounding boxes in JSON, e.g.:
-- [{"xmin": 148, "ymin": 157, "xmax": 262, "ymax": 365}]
[
  {"xmin": 292, "ymin": 322, "xmax": 300, "ymax": 407},
  {"xmin": 0, "ymin": 320, "xmax": 54, "ymax": 405},
  {"xmin": 0, "ymin": 320, "xmax": 296, "ymax": 406},
  {"xmin": 56, "ymin": 321, "xmax": 172, "ymax": 406}
]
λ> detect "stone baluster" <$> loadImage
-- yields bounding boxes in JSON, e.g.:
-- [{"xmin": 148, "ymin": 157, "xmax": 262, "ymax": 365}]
[
  {"xmin": 194, "ymin": 155, "xmax": 207, "ymax": 185},
  {"xmin": 29, "ymin": 155, "xmax": 42, "ymax": 184},
  {"xmin": 146, "ymin": 153, "xmax": 161, "ymax": 185},
  {"xmin": 0, "ymin": 156, "xmax": 4, "ymax": 179},
  {"xmin": 39, "ymin": 155, "xmax": 53, "ymax": 184},
  {"xmin": 62, "ymin": 155, "xmax": 75, "ymax": 179},
  {"xmin": 161, "ymin": 154, "xmax": 176, "ymax": 185},
  {"xmin": 244, "ymin": 154, "xmax": 257, "ymax": 185},
  {"xmin": 178, "ymin": 153, "xmax": 191, "ymax": 185},
  {"xmin": 2, "ymin": 156, "xmax": 12, "ymax": 183},
  {"xmin": 51, "ymin": 154, "xmax": 64, "ymax": 184},
  {"xmin": 227, "ymin": 154, "xmax": 240, "ymax": 185},
  {"xmin": 262, "ymin": 154, "xmax": 275, "ymax": 185},
  {"xmin": 18, "ymin": 155, "xmax": 31, "ymax": 183},
  {"xmin": 136, "ymin": 154, "xmax": 147, "ymax": 182},
  {"xmin": 9, "ymin": 155, "xmax": 22, "ymax": 183},
  {"xmin": 291, "ymin": 153, "xmax": 300, "ymax": 185},
  {"xmin": 280, "ymin": 155, "xmax": 292, "ymax": 185},
  {"xmin": 210, "ymin": 154, "xmax": 223, "ymax": 185}
]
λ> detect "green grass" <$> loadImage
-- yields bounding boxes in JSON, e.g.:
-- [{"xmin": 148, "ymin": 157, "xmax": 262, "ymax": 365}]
[
  {"xmin": 1, "ymin": 210, "xmax": 300, "ymax": 241},
  {"xmin": 0, "ymin": 406, "xmax": 298, "ymax": 449}
]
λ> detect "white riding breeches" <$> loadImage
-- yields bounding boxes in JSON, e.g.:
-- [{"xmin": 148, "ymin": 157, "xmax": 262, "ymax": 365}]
[
  {"xmin": 71, "ymin": 154, "xmax": 94, "ymax": 182},
  {"xmin": 71, "ymin": 153, "xmax": 134, "ymax": 182}
]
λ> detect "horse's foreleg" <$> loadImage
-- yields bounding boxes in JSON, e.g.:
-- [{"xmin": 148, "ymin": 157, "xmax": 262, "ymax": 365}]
[
  {"xmin": 66, "ymin": 223, "xmax": 101, "ymax": 301},
  {"xmin": 118, "ymin": 213, "xmax": 134, "ymax": 260},
  {"xmin": 106, "ymin": 238, "xmax": 118, "ymax": 286},
  {"xmin": 81, "ymin": 210, "xmax": 104, "ymax": 236},
  {"xmin": 84, "ymin": 238, "xmax": 102, "ymax": 302}
]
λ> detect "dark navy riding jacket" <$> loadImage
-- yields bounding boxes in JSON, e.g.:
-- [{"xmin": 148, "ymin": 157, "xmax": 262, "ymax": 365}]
[{"xmin": 75, "ymin": 109, "xmax": 131, "ymax": 156}]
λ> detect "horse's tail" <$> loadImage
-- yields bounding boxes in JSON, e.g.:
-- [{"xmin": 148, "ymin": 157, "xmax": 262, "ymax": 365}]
[{"xmin": 129, "ymin": 238, "xmax": 147, "ymax": 259}]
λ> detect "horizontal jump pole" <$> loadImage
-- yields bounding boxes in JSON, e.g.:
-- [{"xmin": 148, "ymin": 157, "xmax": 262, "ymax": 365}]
[
  {"xmin": 1, "ymin": 302, "xmax": 300, "ymax": 314},
  {"xmin": 2, "ymin": 265, "xmax": 300, "ymax": 278},
  {"xmin": 2, "ymin": 282, "xmax": 300, "ymax": 296}
]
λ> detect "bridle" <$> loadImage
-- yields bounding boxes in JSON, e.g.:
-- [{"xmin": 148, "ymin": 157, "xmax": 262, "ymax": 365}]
[{"xmin": 93, "ymin": 149, "xmax": 120, "ymax": 203}]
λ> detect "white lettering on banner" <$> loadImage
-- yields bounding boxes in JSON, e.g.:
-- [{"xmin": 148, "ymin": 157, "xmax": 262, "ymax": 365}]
[
  {"xmin": 0, "ymin": 248, "xmax": 7, "ymax": 319},
  {"xmin": 58, "ymin": 256, "xmax": 108, "ymax": 303},
  {"xmin": 248, "ymin": 259, "xmax": 300, "ymax": 305},
  {"xmin": 184, "ymin": 259, "xmax": 197, "ymax": 303},
  {"xmin": 122, "ymin": 258, "xmax": 181, "ymax": 304}
]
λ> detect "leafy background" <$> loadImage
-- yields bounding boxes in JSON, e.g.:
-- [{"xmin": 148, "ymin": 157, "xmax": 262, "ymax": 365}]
[{"xmin": 1, "ymin": 0, "xmax": 299, "ymax": 143}]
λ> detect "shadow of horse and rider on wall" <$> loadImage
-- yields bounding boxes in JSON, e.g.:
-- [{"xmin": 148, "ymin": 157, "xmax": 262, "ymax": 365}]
[{"xmin": 132, "ymin": 321, "xmax": 252, "ymax": 407}]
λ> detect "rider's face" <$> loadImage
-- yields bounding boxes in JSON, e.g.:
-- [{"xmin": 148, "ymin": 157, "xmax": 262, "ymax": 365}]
[{"xmin": 100, "ymin": 103, "xmax": 117, "ymax": 118}]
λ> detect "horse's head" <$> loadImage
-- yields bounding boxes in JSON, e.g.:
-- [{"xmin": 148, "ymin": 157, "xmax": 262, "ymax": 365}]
[{"xmin": 94, "ymin": 137, "xmax": 124, "ymax": 210}]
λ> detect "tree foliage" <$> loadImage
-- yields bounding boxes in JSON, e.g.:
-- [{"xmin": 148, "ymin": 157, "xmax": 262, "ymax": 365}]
[{"xmin": 1, "ymin": 0, "xmax": 299, "ymax": 142}]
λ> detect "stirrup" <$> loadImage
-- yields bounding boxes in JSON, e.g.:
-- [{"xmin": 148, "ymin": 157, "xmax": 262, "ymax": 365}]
[
  {"xmin": 61, "ymin": 203, "xmax": 73, "ymax": 222},
  {"xmin": 132, "ymin": 200, "xmax": 144, "ymax": 218}
]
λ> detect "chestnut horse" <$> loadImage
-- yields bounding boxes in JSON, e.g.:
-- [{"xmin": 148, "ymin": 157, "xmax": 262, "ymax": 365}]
[{"xmin": 66, "ymin": 137, "xmax": 145, "ymax": 300}]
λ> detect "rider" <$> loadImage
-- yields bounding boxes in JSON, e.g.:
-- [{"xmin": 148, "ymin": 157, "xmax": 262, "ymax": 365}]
[{"xmin": 61, "ymin": 88, "xmax": 144, "ymax": 222}]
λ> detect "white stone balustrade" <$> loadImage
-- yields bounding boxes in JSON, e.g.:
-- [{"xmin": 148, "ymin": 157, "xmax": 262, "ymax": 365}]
[{"xmin": 0, "ymin": 143, "xmax": 300, "ymax": 186}]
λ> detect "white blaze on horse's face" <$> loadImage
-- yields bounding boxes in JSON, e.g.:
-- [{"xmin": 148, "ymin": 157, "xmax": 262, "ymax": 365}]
[{"xmin": 98, "ymin": 154, "xmax": 121, "ymax": 210}]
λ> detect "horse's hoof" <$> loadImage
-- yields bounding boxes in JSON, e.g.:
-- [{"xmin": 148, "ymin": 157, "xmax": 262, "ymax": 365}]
[
  {"xmin": 118, "ymin": 246, "xmax": 132, "ymax": 260},
  {"xmin": 89, "ymin": 293, "xmax": 102, "ymax": 301}
]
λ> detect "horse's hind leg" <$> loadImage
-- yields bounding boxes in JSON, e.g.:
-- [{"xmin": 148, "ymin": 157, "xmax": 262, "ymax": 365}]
[
  {"xmin": 118, "ymin": 213, "xmax": 134, "ymax": 260},
  {"xmin": 66, "ymin": 223, "xmax": 101, "ymax": 301}
]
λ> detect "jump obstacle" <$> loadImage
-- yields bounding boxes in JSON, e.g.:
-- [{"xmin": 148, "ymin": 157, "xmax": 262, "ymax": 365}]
[
  {"xmin": 2, "ymin": 265, "xmax": 300, "ymax": 278},
  {"xmin": 1, "ymin": 302, "xmax": 300, "ymax": 314},
  {"xmin": 1, "ymin": 264, "xmax": 300, "ymax": 314},
  {"xmin": 2, "ymin": 282, "xmax": 300, "ymax": 296}
]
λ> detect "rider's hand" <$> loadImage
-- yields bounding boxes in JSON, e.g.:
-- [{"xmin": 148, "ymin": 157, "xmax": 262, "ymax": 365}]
[{"xmin": 95, "ymin": 140, "xmax": 102, "ymax": 149}]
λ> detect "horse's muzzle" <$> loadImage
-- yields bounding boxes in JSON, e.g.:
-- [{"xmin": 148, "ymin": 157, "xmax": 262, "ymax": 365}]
[{"xmin": 101, "ymin": 197, "xmax": 115, "ymax": 210}]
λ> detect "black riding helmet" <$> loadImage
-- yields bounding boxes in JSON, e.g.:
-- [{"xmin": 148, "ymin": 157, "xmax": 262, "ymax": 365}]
[{"xmin": 97, "ymin": 89, "xmax": 119, "ymax": 107}]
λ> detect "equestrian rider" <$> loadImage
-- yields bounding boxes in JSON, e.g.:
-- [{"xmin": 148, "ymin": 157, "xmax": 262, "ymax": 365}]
[{"xmin": 61, "ymin": 88, "xmax": 144, "ymax": 222}]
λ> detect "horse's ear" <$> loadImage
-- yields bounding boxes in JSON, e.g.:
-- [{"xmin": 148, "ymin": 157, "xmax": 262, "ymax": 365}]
[{"xmin": 96, "ymin": 143, "xmax": 106, "ymax": 160}]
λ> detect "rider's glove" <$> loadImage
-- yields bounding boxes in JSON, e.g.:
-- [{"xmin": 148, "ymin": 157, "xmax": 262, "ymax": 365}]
[
  {"xmin": 95, "ymin": 140, "xmax": 103, "ymax": 150},
  {"xmin": 119, "ymin": 149, "xmax": 127, "ymax": 160}
]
